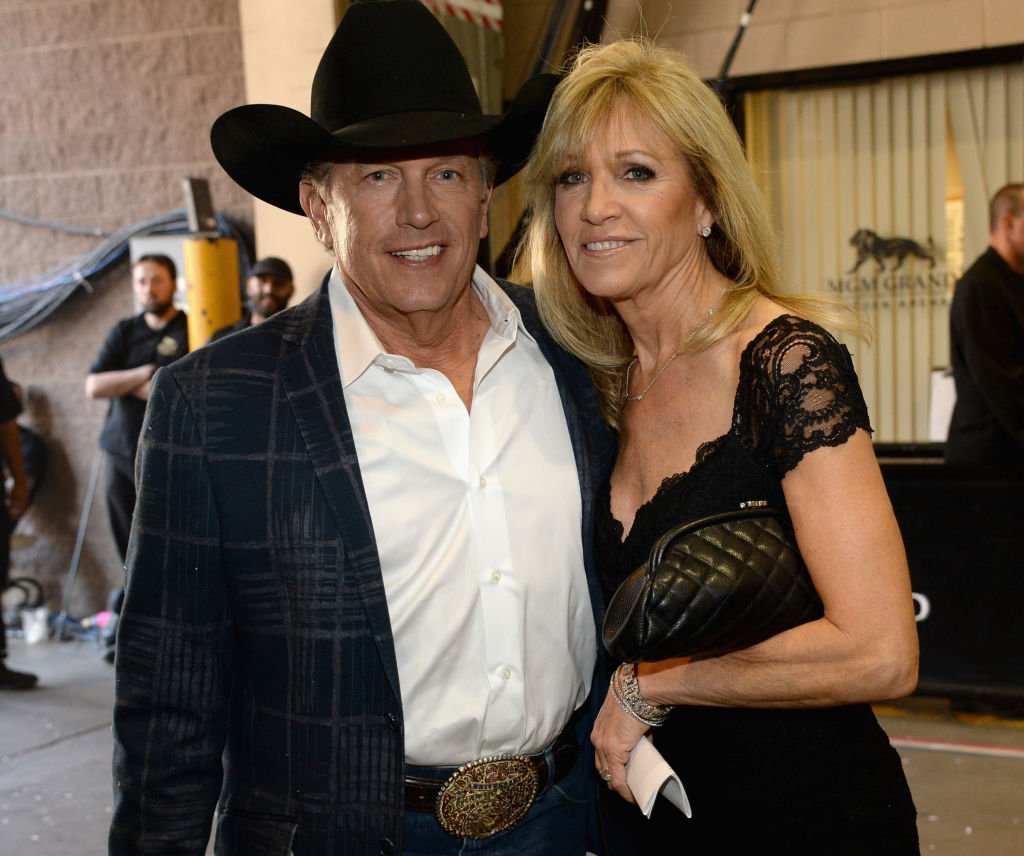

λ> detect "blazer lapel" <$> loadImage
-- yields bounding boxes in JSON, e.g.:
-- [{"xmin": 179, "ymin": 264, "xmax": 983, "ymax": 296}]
[{"xmin": 277, "ymin": 279, "xmax": 401, "ymax": 701}]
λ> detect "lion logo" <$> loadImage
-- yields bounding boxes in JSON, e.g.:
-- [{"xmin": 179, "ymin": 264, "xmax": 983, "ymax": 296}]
[{"xmin": 848, "ymin": 229, "xmax": 936, "ymax": 273}]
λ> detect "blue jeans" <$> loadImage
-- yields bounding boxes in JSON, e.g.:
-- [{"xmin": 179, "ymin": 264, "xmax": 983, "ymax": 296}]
[{"xmin": 401, "ymin": 742, "xmax": 590, "ymax": 855}]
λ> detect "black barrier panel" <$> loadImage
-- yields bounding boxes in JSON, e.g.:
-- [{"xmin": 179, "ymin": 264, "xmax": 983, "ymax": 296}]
[{"xmin": 882, "ymin": 462, "xmax": 1024, "ymax": 702}]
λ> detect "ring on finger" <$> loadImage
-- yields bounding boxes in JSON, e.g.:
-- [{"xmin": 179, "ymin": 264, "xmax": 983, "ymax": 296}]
[{"xmin": 598, "ymin": 767, "xmax": 612, "ymax": 782}]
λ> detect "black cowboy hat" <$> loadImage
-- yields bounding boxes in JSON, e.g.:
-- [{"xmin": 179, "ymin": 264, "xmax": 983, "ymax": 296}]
[{"xmin": 211, "ymin": 0, "xmax": 557, "ymax": 216}]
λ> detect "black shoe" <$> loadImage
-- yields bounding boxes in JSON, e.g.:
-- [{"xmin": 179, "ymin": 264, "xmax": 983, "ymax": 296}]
[{"xmin": 0, "ymin": 663, "xmax": 39, "ymax": 690}]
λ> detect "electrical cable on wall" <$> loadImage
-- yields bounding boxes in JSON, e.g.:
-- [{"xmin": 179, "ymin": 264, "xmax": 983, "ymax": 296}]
[
  {"xmin": 0, "ymin": 207, "xmax": 113, "ymax": 238},
  {"xmin": 0, "ymin": 208, "xmax": 252, "ymax": 343}
]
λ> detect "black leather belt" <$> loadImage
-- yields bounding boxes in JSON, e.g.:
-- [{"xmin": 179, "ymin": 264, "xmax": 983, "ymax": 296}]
[{"xmin": 404, "ymin": 723, "xmax": 577, "ymax": 839}]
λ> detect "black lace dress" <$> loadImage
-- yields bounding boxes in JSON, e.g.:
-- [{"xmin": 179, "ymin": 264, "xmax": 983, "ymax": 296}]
[{"xmin": 597, "ymin": 316, "xmax": 919, "ymax": 852}]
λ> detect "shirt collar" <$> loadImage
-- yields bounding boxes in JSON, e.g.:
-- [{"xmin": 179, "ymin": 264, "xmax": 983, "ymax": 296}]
[{"xmin": 328, "ymin": 265, "xmax": 535, "ymax": 388}]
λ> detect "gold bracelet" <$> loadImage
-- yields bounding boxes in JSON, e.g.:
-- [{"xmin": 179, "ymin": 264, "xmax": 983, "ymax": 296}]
[{"xmin": 610, "ymin": 663, "xmax": 672, "ymax": 727}]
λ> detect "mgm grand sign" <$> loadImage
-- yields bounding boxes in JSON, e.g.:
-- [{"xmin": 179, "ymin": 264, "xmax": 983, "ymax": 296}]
[{"xmin": 825, "ymin": 228, "xmax": 957, "ymax": 310}]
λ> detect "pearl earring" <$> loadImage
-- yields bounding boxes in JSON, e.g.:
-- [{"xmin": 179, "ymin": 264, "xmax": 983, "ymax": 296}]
[{"xmin": 701, "ymin": 225, "xmax": 711, "ymax": 238}]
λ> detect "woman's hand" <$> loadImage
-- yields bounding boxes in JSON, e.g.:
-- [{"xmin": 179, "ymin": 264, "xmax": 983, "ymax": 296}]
[{"xmin": 591, "ymin": 684, "xmax": 651, "ymax": 803}]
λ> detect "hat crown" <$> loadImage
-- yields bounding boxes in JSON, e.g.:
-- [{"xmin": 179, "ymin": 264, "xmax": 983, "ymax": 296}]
[
  {"xmin": 211, "ymin": 0, "xmax": 556, "ymax": 214},
  {"xmin": 311, "ymin": 0, "xmax": 482, "ymax": 135}
]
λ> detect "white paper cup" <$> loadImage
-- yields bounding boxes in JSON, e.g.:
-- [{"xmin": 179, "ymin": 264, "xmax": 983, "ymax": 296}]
[{"xmin": 22, "ymin": 607, "xmax": 50, "ymax": 644}]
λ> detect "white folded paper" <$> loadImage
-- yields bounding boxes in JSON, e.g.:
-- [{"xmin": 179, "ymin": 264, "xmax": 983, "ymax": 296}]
[{"xmin": 625, "ymin": 735, "xmax": 692, "ymax": 819}]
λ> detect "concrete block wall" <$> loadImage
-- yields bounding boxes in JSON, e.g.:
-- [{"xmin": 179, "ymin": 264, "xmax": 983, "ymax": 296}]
[{"xmin": 0, "ymin": 0, "xmax": 250, "ymax": 617}]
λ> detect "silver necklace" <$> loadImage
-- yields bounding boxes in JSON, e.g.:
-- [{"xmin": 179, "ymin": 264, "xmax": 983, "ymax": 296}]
[
  {"xmin": 624, "ymin": 289, "xmax": 725, "ymax": 402},
  {"xmin": 623, "ymin": 352, "xmax": 679, "ymax": 402}
]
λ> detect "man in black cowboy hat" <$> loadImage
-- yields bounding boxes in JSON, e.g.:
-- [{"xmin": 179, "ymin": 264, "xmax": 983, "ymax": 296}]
[{"xmin": 109, "ymin": 2, "xmax": 612, "ymax": 854}]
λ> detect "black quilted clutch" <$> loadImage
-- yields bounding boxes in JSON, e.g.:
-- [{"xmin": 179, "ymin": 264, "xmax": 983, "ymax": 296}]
[{"xmin": 603, "ymin": 505, "xmax": 824, "ymax": 663}]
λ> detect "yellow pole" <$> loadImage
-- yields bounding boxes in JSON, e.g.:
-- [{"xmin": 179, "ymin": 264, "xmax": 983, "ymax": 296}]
[{"xmin": 182, "ymin": 237, "xmax": 241, "ymax": 349}]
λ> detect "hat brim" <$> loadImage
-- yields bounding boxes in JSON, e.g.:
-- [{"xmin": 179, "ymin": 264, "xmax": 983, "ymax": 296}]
[{"xmin": 212, "ymin": 73, "xmax": 558, "ymax": 216}]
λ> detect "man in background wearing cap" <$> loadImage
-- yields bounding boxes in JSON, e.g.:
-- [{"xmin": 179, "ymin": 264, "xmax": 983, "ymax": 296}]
[
  {"xmin": 210, "ymin": 256, "xmax": 295, "ymax": 342},
  {"xmin": 109, "ymin": 2, "xmax": 612, "ymax": 855}
]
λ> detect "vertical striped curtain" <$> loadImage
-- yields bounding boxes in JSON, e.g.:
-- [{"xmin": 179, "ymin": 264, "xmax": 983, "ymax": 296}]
[{"xmin": 744, "ymin": 63, "xmax": 1024, "ymax": 443}]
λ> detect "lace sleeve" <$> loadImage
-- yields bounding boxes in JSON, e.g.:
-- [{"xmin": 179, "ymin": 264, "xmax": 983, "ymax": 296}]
[{"xmin": 736, "ymin": 315, "xmax": 872, "ymax": 477}]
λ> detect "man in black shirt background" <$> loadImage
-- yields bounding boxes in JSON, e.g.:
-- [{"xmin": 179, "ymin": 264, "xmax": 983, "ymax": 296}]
[
  {"xmin": 946, "ymin": 184, "xmax": 1024, "ymax": 475},
  {"xmin": 86, "ymin": 254, "xmax": 188, "ymax": 659}
]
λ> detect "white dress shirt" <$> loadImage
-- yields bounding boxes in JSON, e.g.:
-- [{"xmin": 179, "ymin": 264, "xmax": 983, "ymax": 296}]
[{"xmin": 328, "ymin": 266, "xmax": 596, "ymax": 765}]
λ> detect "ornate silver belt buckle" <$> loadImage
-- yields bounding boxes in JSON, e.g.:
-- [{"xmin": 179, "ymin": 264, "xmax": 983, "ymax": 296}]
[{"xmin": 434, "ymin": 754, "xmax": 539, "ymax": 839}]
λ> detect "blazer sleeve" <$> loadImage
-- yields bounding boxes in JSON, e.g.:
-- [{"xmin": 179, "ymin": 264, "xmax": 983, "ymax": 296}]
[{"xmin": 109, "ymin": 366, "xmax": 233, "ymax": 855}]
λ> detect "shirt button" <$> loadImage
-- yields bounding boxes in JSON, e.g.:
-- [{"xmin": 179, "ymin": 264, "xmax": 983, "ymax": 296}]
[
  {"xmin": 491, "ymin": 570, "xmax": 502, "ymax": 584},
  {"xmin": 385, "ymin": 712, "xmax": 401, "ymax": 732},
  {"xmin": 500, "ymin": 666, "xmax": 511, "ymax": 681},
  {"xmin": 435, "ymin": 392, "xmax": 447, "ymax": 403},
  {"xmin": 479, "ymin": 475, "xmax": 487, "ymax": 488},
  {"xmin": 379, "ymin": 838, "xmax": 396, "ymax": 856}
]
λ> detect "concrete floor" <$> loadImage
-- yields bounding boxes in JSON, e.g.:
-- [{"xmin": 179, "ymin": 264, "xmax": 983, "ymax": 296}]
[{"xmin": 1, "ymin": 636, "xmax": 1022, "ymax": 855}]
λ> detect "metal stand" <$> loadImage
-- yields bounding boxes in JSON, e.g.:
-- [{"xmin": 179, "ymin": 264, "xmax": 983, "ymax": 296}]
[{"xmin": 57, "ymin": 448, "xmax": 103, "ymax": 640}]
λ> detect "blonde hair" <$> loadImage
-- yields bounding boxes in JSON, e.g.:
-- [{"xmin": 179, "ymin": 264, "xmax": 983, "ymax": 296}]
[{"xmin": 521, "ymin": 39, "xmax": 853, "ymax": 427}]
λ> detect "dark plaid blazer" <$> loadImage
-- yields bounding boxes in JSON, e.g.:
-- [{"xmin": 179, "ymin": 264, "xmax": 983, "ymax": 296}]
[{"xmin": 109, "ymin": 277, "xmax": 615, "ymax": 856}]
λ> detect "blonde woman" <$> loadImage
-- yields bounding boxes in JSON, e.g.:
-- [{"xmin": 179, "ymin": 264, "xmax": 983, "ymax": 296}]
[{"xmin": 522, "ymin": 40, "xmax": 919, "ymax": 851}]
